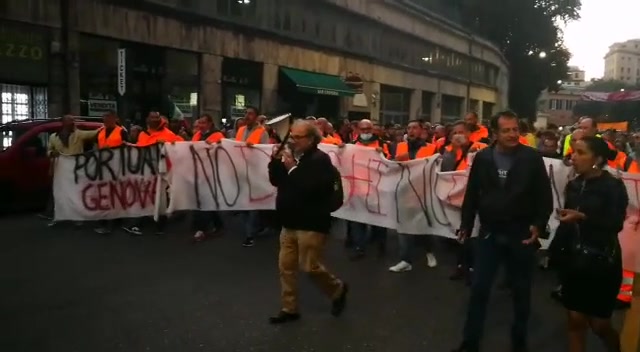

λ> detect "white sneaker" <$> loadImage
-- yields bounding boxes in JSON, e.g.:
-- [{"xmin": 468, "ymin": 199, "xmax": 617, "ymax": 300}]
[
  {"xmin": 426, "ymin": 252, "xmax": 438, "ymax": 268},
  {"xmin": 389, "ymin": 261, "xmax": 412, "ymax": 272}
]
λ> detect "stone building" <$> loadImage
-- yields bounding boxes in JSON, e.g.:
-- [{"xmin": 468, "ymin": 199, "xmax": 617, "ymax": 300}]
[{"xmin": 0, "ymin": 0, "xmax": 508, "ymax": 126}]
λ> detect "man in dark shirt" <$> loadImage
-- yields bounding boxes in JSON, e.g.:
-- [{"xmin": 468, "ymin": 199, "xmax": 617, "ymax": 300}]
[
  {"xmin": 267, "ymin": 120, "xmax": 348, "ymax": 324},
  {"xmin": 538, "ymin": 134, "xmax": 562, "ymax": 159},
  {"xmin": 452, "ymin": 111, "xmax": 553, "ymax": 352}
]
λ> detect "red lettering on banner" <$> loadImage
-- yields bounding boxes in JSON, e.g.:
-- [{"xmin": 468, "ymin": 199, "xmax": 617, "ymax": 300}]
[
  {"xmin": 81, "ymin": 177, "xmax": 157, "ymax": 211},
  {"xmin": 341, "ymin": 153, "xmax": 387, "ymax": 215},
  {"xmin": 235, "ymin": 145, "xmax": 276, "ymax": 203}
]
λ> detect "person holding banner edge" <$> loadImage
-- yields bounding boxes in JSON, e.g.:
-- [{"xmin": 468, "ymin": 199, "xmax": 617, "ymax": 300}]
[
  {"xmin": 388, "ymin": 120, "xmax": 438, "ymax": 272},
  {"xmin": 234, "ymin": 106, "xmax": 269, "ymax": 247},
  {"xmin": 190, "ymin": 114, "xmax": 225, "ymax": 242},
  {"xmin": 453, "ymin": 111, "xmax": 553, "ymax": 352},
  {"xmin": 94, "ymin": 110, "xmax": 129, "ymax": 235}
]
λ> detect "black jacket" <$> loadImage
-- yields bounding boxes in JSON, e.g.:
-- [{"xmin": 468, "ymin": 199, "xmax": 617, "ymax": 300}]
[
  {"xmin": 552, "ymin": 172, "xmax": 628, "ymax": 253},
  {"xmin": 268, "ymin": 146, "xmax": 334, "ymax": 234},
  {"xmin": 460, "ymin": 144, "xmax": 553, "ymax": 236}
]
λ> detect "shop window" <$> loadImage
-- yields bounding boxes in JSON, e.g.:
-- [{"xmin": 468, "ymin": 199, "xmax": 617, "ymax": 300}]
[{"xmin": 0, "ymin": 83, "xmax": 47, "ymax": 123}]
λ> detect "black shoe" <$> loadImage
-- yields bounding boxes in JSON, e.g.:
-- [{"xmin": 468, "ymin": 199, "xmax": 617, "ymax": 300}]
[
  {"xmin": 349, "ymin": 249, "xmax": 365, "ymax": 261},
  {"xmin": 268, "ymin": 311, "xmax": 300, "ymax": 324},
  {"xmin": 615, "ymin": 299, "xmax": 631, "ymax": 310},
  {"xmin": 450, "ymin": 266, "xmax": 465, "ymax": 281},
  {"xmin": 451, "ymin": 342, "xmax": 479, "ymax": 352},
  {"xmin": 242, "ymin": 238, "xmax": 255, "ymax": 247},
  {"xmin": 550, "ymin": 286, "xmax": 563, "ymax": 302},
  {"xmin": 331, "ymin": 282, "xmax": 349, "ymax": 317}
]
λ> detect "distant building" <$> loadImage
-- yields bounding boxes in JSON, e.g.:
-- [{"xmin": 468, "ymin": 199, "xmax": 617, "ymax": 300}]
[
  {"xmin": 604, "ymin": 39, "xmax": 640, "ymax": 84},
  {"xmin": 536, "ymin": 66, "xmax": 587, "ymax": 126}
]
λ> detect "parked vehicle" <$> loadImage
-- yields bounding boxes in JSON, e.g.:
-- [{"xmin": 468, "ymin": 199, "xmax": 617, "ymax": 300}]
[{"xmin": 0, "ymin": 118, "xmax": 103, "ymax": 213}]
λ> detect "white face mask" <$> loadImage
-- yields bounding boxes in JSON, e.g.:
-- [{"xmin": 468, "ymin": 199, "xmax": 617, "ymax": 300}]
[{"xmin": 360, "ymin": 133, "xmax": 373, "ymax": 141}]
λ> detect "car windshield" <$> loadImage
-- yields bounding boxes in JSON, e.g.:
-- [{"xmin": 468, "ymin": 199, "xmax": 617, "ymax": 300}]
[{"xmin": 0, "ymin": 125, "xmax": 29, "ymax": 151}]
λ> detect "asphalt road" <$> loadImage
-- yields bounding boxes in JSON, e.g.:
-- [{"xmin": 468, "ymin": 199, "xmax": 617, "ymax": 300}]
[{"xmin": 0, "ymin": 213, "xmax": 621, "ymax": 352}]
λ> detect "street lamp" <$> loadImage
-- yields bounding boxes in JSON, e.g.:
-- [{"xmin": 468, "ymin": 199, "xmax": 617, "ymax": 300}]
[
  {"xmin": 621, "ymin": 89, "xmax": 625, "ymax": 92},
  {"xmin": 539, "ymin": 51, "xmax": 547, "ymax": 59}
]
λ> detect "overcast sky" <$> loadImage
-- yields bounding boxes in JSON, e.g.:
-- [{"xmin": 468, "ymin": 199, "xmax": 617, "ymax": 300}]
[{"xmin": 562, "ymin": 0, "xmax": 640, "ymax": 79}]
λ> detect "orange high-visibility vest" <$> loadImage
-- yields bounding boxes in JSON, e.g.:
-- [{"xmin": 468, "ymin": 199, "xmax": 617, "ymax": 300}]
[
  {"xmin": 355, "ymin": 139, "xmax": 390, "ymax": 159},
  {"xmin": 519, "ymin": 135, "xmax": 529, "ymax": 146},
  {"xmin": 445, "ymin": 142, "xmax": 488, "ymax": 171},
  {"xmin": 235, "ymin": 125, "xmax": 266, "ymax": 144},
  {"xmin": 469, "ymin": 125, "xmax": 488, "ymax": 143},
  {"xmin": 618, "ymin": 270, "xmax": 634, "ymax": 303},
  {"xmin": 137, "ymin": 127, "xmax": 183, "ymax": 147},
  {"xmin": 97, "ymin": 126, "xmax": 124, "ymax": 149},
  {"xmin": 321, "ymin": 135, "xmax": 341, "ymax": 145},
  {"xmin": 192, "ymin": 131, "xmax": 224, "ymax": 144},
  {"xmin": 395, "ymin": 141, "xmax": 436, "ymax": 160}
]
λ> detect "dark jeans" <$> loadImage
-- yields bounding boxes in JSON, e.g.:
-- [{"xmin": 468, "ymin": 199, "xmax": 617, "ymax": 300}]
[
  {"xmin": 462, "ymin": 231, "xmax": 536, "ymax": 348},
  {"xmin": 349, "ymin": 221, "xmax": 387, "ymax": 251},
  {"xmin": 191, "ymin": 211, "xmax": 223, "ymax": 232},
  {"xmin": 456, "ymin": 238, "xmax": 475, "ymax": 268}
]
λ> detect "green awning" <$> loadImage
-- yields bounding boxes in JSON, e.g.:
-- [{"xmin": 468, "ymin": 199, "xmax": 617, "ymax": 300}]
[{"xmin": 280, "ymin": 67, "xmax": 355, "ymax": 97}]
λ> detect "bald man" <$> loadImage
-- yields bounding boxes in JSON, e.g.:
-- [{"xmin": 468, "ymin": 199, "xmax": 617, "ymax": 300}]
[
  {"xmin": 347, "ymin": 119, "xmax": 389, "ymax": 260},
  {"xmin": 317, "ymin": 118, "xmax": 343, "ymax": 145}
]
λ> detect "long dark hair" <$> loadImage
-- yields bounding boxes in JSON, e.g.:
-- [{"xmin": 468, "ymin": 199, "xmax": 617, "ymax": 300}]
[{"xmin": 581, "ymin": 136, "xmax": 617, "ymax": 168}]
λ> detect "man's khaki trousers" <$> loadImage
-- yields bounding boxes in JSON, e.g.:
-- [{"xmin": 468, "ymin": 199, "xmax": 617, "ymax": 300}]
[{"xmin": 279, "ymin": 228, "xmax": 343, "ymax": 313}]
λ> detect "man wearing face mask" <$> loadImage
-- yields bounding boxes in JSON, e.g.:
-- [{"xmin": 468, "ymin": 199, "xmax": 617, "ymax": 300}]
[
  {"xmin": 388, "ymin": 120, "xmax": 439, "ymax": 272},
  {"xmin": 441, "ymin": 121, "xmax": 487, "ymax": 282},
  {"xmin": 347, "ymin": 119, "xmax": 389, "ymax": 260}
]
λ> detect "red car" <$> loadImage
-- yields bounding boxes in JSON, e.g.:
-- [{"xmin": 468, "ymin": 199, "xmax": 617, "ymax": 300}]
[{"xmin": 0, "ymin": 118, "xmax": 103, "ymax": 213}]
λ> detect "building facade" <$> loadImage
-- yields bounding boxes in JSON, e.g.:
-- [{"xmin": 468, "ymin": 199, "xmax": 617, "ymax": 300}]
[
  {"xmin": 604, "ymin": 39, "xmax": 640, "ymax": 84},
  {"xmin": 0, "ymin": 0, "xmax": 508, "ymax": 127},
  {"xmin": 536, "ymin": 66, "xmax": 588, "ymax": 126}
]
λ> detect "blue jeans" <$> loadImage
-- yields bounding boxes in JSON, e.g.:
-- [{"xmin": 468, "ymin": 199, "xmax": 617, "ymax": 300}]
[
  {"xmin": 462, "ymin": 231, "xmax": 536, "ymax": 348},
  {"xmin": 240, "ymin": 211, "xmax": 261, "ymax": 239},
  {"xmin": 349, "ymin": 221, "xmax": 386, "ymax": 251}
]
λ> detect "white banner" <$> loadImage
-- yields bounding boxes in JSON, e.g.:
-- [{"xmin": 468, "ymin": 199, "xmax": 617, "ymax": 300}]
[{"xmin": 53, "ymin": 145, "xmax": 163, "ymax": 221}]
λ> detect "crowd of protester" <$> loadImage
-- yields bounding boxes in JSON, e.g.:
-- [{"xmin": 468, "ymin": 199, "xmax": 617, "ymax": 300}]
[{"xmin": 45, "ymin": 108, "xmax": 635, "ymax": 351}]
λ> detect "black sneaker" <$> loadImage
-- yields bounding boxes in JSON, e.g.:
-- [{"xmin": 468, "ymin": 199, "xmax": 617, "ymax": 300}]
[
  {"xmin": 349, "ymin": 249, "xmax": 365, "ymax": 261},
  {"xmin": 450, "ymin": 266, "xmax": 465, "ymax": 281},
  {"xmin": 451, "ymin": 342, "xmax": 479, "ymax": 352},
  {"xmin": 94, "ymin": 227, "xmax": 112, "ymax": 235},
  {"xmin": 331, "ymin": 282, "xmax": 349, "ymax": 317},
  {"xmin": 268, "ymin": 311, "xmax": 300, "ymax": 325},
  {"xmin": 242, "ymin": 238, "xmax": 255, "ymax": 247}
]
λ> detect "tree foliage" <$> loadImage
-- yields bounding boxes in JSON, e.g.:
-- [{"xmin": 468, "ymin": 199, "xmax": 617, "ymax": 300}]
[
  {"xmin": 585, "ymin": 79, "xmax": 640, "ymax": 92},
  {"xmin": 460, "ymin": 0, "xmax": 580, "ymax": 119}
]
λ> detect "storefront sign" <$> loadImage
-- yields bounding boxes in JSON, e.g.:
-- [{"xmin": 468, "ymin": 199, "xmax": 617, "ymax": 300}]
[
  {"xmin": 0, "ymin": 24, "xmax": 48, "ymax": 83},
  {"xmin": 316, "ymin": 89, "xmax": 340, "ymax": 96},
  {"xmin": 88, "ymin": 100, "xmax": 118, "ymax": 117},
  {"xmin": 117, "ymin": 49, "xmax": 126, "ymax": 96}
]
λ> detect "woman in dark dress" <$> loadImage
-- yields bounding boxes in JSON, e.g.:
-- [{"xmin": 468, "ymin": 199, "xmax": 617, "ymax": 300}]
[{"xmin": 554, "ymin": 136, "xmax": 628, "ymax": 352}]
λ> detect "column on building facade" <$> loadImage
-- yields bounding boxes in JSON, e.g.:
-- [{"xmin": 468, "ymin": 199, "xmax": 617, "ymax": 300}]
[
  {"xmin": 431, "ymin": 92, "xmax": 442, "ymax": 123},
  {"xmin": 199, "ymin": 54, "xmax": 223, "ymax": 125},
  {"xmin": 370, "ymin": 82, "xmax": 381, "ymax": 122},
  {"xmin": 261, "ymin": 63, "xmax": 279, "ymax": 115},
  {"xmin": 476, "ymin": 101, "xmax": 484, "ymax": 122},
  {"xmin": 409, "ymin": 88, "xmax": 422, "ymax": 121},
  {"xmin": 48, "ymin": 29, "xmax": 66, "ymax": 119},
  {"xmin": 66, "ymin": 0, "xmax": 80, "ymax": 115},
  {"xmin": 459, "ymin": 97, "xmax": 467, "ymax": 122}
]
